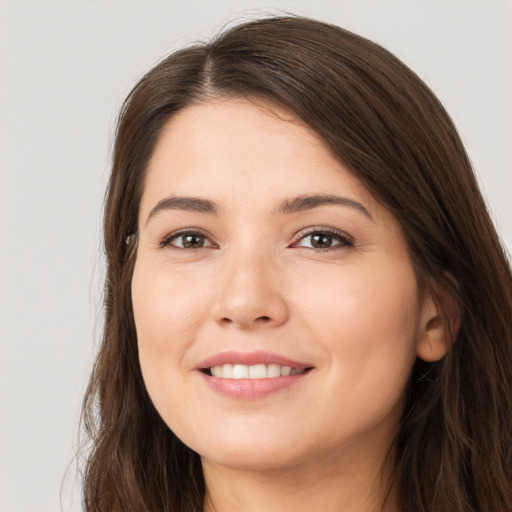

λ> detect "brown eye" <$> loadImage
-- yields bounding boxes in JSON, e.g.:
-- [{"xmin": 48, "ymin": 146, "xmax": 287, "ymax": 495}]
[
  {"xmin": 162, "ymin": 231, "xmax": 214, "ymax": 249},
  {"xmin": 295, "ymin": 229, "xmax": 353, "ymax": 251},
  {"xmin": 310, "ymin": 233, "xmax": 334, "ymax": 249},
  {"xmin": 181, "ymin": 234, "xmax": 207, "ymax": 248}
]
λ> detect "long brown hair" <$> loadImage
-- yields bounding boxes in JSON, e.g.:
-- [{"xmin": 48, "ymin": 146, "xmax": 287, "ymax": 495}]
[{"xmin": 81, "ymin": 16, "xmax": 512, "ymax": 512}]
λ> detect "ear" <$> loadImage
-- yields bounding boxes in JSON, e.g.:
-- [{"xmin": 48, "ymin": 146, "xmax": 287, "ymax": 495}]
[{"xmin": 416, "ymin": 278, "xmax": 461, "ymax": 363}]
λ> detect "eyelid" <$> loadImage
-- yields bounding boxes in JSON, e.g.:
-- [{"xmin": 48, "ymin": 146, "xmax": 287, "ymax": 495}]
[
  {"xmin": 290, "ymin": 226, "xmax": 354, "ymax": 249},
  {"xmin": 159, "ymin": 225, "xmax": 353, "ymax": 250},
  {"xmin": 160, "ymin": 228, "xmax": 218, "ymax": 249}
]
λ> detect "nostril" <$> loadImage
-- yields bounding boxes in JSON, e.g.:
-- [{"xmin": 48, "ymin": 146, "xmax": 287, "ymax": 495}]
[{"xmin": 256, "ymin": 316, "xmax": 271, "ymax": 322}]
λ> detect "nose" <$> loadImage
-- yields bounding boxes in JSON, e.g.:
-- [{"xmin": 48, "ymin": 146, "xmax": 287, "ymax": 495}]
[{"xmin": 211, "ymin": 251, "xmax": 289, "ymax": 330}]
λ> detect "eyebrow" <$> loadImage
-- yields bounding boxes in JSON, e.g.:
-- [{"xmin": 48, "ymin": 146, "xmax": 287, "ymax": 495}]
[
  {"xmin": 145, "ymin": 193, "xmax": 374, "ymax": 225},
  {"xmin": 273, "ymin": 194, "xmax": 374, "ymax": 221},
  {"xmin": 146, "ymin": 196, "xmax": 218, "ymax": 225}
]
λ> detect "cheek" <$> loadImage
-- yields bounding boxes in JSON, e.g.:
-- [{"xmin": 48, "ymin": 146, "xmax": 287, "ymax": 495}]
[
  {"xmin": 132, "ymin": 262, "xmax": 208, "ymax": 345},
  {"xmin": 296, "ymin": 260, "xmax": 420, "ymax": 391},
  {"xmin": 131, "ymin": 261, "xmax": 211, "ymax": 395},
  {"xmin": 131, "ymin": 261, "xmax": 213, "ymax": 430},
  {"xmin": 299, "ymin": 259, "xmax": 418, "ymax": 331}
]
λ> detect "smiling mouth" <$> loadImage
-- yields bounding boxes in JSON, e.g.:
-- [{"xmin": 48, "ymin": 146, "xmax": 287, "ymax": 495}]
[{"xmin": 204, "ymin": 363, "xmax": 313, "ymax": 379}]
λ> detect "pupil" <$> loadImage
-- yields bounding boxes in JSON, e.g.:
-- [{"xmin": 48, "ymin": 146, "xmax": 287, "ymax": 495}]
[
  {"xmin": 311, "ymin": 233, "xmax": 332, "ymax": 248},
  {"xmin": 183, "ymin": 234, "xmax": 203, "ymax": 248}
]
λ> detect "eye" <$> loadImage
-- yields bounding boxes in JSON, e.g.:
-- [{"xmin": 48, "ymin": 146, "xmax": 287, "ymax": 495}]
[
  {"xmin": 293, "ymin": 228, "xmax": 353, "ymax": 251},
  {"xmin": 161, "ymin": 230, "xmax": 215, "ymax": 249}
]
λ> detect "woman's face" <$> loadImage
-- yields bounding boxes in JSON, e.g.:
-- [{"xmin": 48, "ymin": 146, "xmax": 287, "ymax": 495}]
[{"xmin": 132, "ymin": 99, "xmax": 436, "ymax": 473}]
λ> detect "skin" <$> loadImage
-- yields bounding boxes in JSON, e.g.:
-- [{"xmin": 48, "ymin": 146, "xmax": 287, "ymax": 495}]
[{"xmin": 131, "ymin": 99, "xmax": 448, "ymax": 512}]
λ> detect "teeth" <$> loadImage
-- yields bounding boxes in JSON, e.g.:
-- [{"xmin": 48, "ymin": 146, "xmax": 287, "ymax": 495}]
[
  {"xmin": 209, "ymin": 364, "xmax": 306, "ymax": 379},
  {"xmin": 222, "ymin": 364, "xmax": 233, "ymax": 378},
  {"xmin": 280, "ymin": 366, "xmax": 291, "ymax": 376},
  {"xmin": 267, "ymin": 364, "xmax": 281, "ymax": 378},
  {"xmin": 249, "ymin": 364, "xmax": 266, "ymax": 379},
  {"xmin": 233, "ymin": 364, "xmax": 249, "ymax": 379}
]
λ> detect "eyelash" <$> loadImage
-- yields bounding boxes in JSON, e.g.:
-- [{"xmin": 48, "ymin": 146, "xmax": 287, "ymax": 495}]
[
  {"xmin": 160, "ymin": 229, "xmax": 216, "ymax": 249},
  {"xmin": 160, "ymin": 227, "xmax": 354, "ymax": 252},
  {"xmin": 291, "ymin": 227, "xmax": 354, "ymax": 251}
]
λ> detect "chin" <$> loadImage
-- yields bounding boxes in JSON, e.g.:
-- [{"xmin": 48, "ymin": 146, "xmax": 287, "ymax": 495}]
[
  {"xmin": 201, "ymin": 445, "xmax": 304, "ymax": 472},
  {"xmin": 185, "ymin": 427, "xmax": 310, "ymax": 472}
]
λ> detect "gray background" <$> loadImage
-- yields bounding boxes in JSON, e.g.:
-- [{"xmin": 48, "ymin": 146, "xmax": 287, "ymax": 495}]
[{"xmin": 1, "ymin": 1, "xmax": 511, "ymax": 510}]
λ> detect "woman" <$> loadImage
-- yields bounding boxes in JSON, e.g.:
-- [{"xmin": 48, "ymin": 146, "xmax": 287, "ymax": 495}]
[{"xmin": 81, "ymin": 16, "xmax": 512, "ymax": 512}]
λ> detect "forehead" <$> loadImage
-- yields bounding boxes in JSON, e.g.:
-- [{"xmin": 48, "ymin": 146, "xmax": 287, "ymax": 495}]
[
  {"xmin": 140, "ymin": 99, "xmax": 377, "ymax": 217},
  {"xmin": 149, "ymin": 98, "xmax": 332, "ymax": 172}
]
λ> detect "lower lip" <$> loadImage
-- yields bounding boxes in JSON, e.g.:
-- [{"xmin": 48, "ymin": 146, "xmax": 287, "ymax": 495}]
[{"xmin": 199, "ymin": 371, "xmax": 310, "ymax": 400}]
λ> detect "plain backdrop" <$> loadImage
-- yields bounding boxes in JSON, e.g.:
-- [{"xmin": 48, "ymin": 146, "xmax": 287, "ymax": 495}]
[{"xmin": 1, "ymin": 1, "xmax": 511, "ymax": 511}]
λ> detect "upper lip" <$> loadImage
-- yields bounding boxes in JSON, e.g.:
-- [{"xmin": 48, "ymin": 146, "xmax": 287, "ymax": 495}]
[{"xmin": 197, "ymin": 350, "xmax": 313, "ymax": 370}]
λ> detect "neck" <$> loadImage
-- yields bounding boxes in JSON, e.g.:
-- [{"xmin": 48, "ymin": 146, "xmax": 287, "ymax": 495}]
[{"xmin": 202, "ymin": 447, "xmax": 398, "ymax": 512}]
